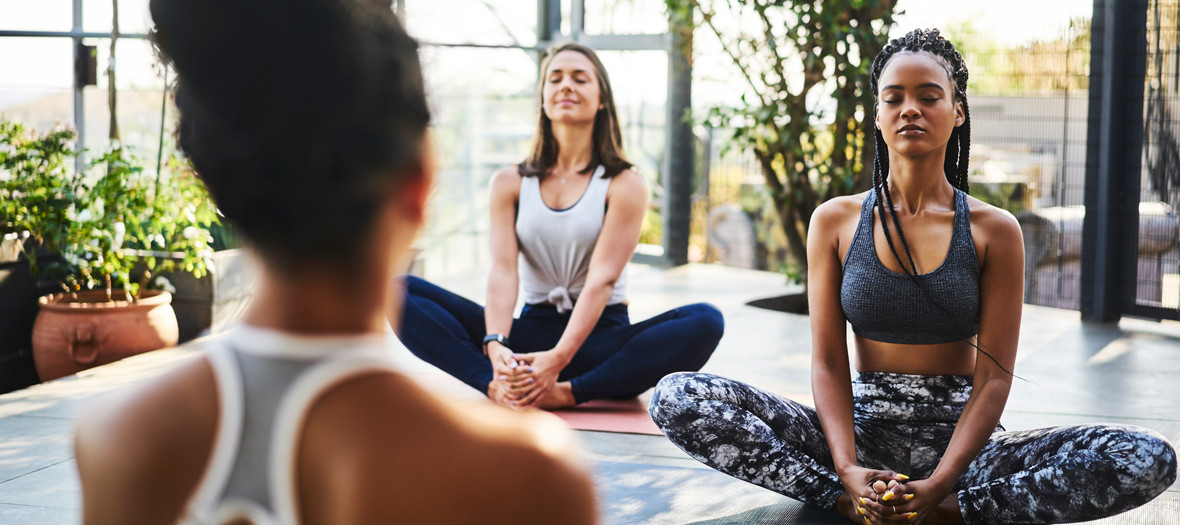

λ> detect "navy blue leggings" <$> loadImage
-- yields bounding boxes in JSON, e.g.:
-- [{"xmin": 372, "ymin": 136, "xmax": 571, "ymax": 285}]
[{"xmin": 398, "ymin": 276, "xmax": 724, "ymax": 404}]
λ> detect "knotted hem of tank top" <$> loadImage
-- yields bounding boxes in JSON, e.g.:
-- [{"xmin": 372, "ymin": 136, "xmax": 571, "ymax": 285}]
[{"xmin": 547, "ymin": 286, "xmax": 574, "ymax": 313}]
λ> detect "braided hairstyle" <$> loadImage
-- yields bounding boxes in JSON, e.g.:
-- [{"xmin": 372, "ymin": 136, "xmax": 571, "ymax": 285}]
[
  {"xmin": 869, "ymin": 27, "xmax": 971, "ymax": 276},
  {"xmin": 868, "ymin": 29, "xmax": 1018, "ymax": 377}
]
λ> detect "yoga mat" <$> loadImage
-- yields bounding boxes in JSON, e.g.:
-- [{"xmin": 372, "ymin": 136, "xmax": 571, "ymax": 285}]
[
  {"xmin": 549, "ymin": 394, "xmax": 663, "ymax": 435},
  {"xmin": 402, "ymin": 366, "xmax": 663, "ymax": 435},
  {"xmin": 593, "ymin": 460, "xmax": 844, "ymax": 525}
]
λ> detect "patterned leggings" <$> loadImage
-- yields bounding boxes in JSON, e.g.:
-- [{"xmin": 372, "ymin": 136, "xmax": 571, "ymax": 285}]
[{"xmin": 650, "ymin": 372, "xmax": 1177, "ymax": 524}]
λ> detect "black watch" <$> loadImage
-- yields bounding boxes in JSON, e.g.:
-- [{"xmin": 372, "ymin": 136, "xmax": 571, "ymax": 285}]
[{"xmin": 482, "ymin": 333, "xmax": 509, "ymax": 354}]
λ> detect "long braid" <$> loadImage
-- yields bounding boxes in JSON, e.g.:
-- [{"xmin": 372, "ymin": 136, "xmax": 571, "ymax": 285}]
[{"xmin": 869, "ymin": 28, "xmax": 1019, "ymax": 379}]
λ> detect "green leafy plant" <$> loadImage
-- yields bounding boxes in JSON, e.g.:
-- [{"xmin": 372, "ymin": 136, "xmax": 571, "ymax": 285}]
[
  {"xmin": 667, "ymin": 0, "xmax": 897, "ymax": 284},
  {"xmin": 0, "ymin": 119, "xmax": 220, "ymax": 302},
  {"xmin": 0, "ymin": 120, "xmax": 79, "ymax": 270}
]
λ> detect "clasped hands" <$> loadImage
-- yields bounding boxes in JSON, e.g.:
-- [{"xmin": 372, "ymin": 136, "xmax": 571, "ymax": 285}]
[
  {"xmin": 844, "ymin": 466, "xmax": 950, "ymax": 525},
  {"xmin": 486, "ymin": 344, "xmax": 566, "ymax": 408}
]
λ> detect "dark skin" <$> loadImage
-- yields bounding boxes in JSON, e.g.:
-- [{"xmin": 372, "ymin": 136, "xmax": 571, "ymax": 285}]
[{"xmin": 807, "ymin": 52, "xmax": 1025, "ymax": 524}]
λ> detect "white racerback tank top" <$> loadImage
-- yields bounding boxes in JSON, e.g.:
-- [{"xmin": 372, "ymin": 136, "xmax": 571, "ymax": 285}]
[
  {"xmin": 515, "ymin": 165, "xmax": 628, "ymax": 312},
  {"xmin": 180, "ymin": 325, "xmax": 396, "ymax": 525}
]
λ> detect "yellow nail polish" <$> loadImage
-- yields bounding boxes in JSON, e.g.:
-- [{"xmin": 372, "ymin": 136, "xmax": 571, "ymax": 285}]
[
  {"xmin": 907, "ymin": 512, "xmax": 918, "ymax": 521},
  {"xmin": 905, "ymin": 493, "xmax": 914, "ymax": 501},
  {"xmin": 860, "ymin": 497, "xmax": 868, "ymax": 505},
  {"xmin": 864, "ymin": 517, "xmax": 872, "ymax": 525},
  {"xmin": 857, "ymin": 506, "xmax": 866, "ymax": 515},
  {"xmin": 881, "ymin": 491, "xmax": 894, "ymax": 502},
  {"xmin": 897, "ymin": 473, "xmax": 910, "ymax": 480}
]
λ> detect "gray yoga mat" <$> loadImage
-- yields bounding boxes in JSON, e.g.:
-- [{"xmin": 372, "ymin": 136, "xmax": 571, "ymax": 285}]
[{"xmin": 592, "ymin": 460, "xmax": 846, "ymax": 525}]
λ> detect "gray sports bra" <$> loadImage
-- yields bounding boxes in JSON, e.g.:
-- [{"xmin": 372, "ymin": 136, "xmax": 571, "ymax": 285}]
[{"xmin": 840, "ymin": 188, "xmax": 980, "ymax": 344}]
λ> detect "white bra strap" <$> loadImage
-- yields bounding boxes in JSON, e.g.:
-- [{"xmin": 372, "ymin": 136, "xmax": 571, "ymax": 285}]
[
  {"xmin": 270, "ymin": 358, "xmax": 397, "ymax": 525},
  {"xmin": 184, "ymin": 344, "xmax": 246, "ymax": 523}
]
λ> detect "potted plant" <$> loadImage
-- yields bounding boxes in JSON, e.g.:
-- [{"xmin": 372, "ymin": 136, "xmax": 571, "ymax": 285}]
[
  {"xmin": 0, "ymin": 120, "xmax": 76, "ymax": 391},
  {"xmin": 1, "ymin": 119, "xmax": 220, "ymax": 381}
]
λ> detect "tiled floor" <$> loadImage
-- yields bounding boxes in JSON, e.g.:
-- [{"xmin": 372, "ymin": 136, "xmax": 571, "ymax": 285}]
[{"xmin": 0, "ymin": 263, "xmax": 1177, "ymax": 524}]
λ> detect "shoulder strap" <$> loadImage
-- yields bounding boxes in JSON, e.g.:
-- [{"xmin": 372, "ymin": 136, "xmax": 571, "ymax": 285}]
[
  {"xmin": 183, "ymin": 343, "xmax": 247, "ymax": 524},
  {"xmin": 269, "ymin": 357, "xmax": 399, "ymax": 525}
]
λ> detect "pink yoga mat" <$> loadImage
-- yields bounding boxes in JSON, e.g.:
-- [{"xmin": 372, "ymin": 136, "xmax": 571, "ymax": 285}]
[
  {"xmin": 548, "ymin": 395, "xmax": 663, "ymax": 435},
  {"xmin": 402, "ymin": 368, "xmax": 663, "ymax": 435}
]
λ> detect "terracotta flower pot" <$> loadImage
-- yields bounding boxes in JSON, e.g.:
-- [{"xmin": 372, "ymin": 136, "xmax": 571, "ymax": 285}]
[{"xmin": 32, "ymin": 290, "xmax": 179, "ymax": 381}]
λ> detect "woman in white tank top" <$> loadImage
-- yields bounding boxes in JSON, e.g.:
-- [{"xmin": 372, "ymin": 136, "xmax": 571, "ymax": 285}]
[
  {"xmin": 398, "ymin": 42, "xmax": 724, "ymax": 409},
  {"xmin": 73, "ymin": 3, "xmax": 597, "ymax": 524}
]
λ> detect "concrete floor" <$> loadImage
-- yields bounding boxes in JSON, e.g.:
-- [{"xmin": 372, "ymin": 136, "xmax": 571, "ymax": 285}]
[{"xmin": 1, "ymin": 263, "xmax": 1177, "ymax": 524}]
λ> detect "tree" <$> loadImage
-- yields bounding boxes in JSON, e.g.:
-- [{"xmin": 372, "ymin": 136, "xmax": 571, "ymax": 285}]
[{"xmin": 667, "ymin": 0, "xmax": 896, "ymax": 282}]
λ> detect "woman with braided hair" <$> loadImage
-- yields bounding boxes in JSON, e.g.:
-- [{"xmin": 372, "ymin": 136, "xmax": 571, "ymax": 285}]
[{"xmin": 650, "ymin": 28, "xmax": 1176, "ymax": 524}]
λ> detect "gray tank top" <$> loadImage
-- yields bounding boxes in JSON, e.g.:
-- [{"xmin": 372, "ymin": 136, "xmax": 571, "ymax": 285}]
[
  {"xmin": 840, "ymin": 188, "xmax": 980, "ymax": 344},
  {"xmin": 515, "ymin": 165, "xmax": 628, "ymax": 312},
  {"xmin": 181, "ymin": 325, "xmax": 395, "ymax": 525}
]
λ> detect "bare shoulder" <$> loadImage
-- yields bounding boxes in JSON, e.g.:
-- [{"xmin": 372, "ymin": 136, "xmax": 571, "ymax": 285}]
[
  {"xmin": 810, "ymin": 191, "xmax": 869, "ymax": 235},
  {"xmin": 489, "ymin": 166, "xmax": 523, "ymax": 195},
  {"xmin": 75, "ymin": 352, "xmax": 218, "ymax": 523},
  {"xmin": 300, "ymin": 372, "xmax": 596, "ymax": 524},
  {"xmin": 606, "ymin": 168, "xmax": 647, "ymax": 209},
  {"xmin": 609, "ymin": 168, "xmax": 646, "ymax": 191},
  {"xmin": 964, "ymin": 195, "xmax": 1023, "ymax": 243}
]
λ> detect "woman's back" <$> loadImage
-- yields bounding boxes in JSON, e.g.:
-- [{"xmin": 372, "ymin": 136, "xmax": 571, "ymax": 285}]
[{"xmin": 75, "ymin": 331, "xmax": 596, "ymax": 524}]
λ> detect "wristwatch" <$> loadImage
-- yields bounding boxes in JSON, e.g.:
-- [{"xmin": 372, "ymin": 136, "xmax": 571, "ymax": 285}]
[{"xmin": 482, "ymin": 333, "xmax": 509, "ymax": 355}]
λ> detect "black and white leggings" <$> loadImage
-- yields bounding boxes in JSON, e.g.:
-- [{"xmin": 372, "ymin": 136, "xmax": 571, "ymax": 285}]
[{"xmin": 650, "ymin": 372, "xmax": 1177, "ymax": 524}]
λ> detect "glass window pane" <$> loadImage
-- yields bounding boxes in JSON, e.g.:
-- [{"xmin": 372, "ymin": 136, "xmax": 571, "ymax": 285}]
[
  {"xmin": 0, "ymin": 1, "xmax": 72, "ymax": 32},
  {"xmin": 405, "ymin": 0, "xmax": 537, "ymax": 47},
  {"xmin": 417, "ymin": 46, "xmax": 538, "ymax": 276},
  {"xmin": 598, "ymin": 50, "xmax": 666, "ymax": 183},
  {"xmin": 0, "ymin": 38, "xmax": 73, "ymax": 132},
  {"xmin": 583, "ymin": 0, "xmax": 667, "ymax": 36},
  {"xmin": 83, "ymin": 0, "xmax": 148, "ymax": 34}
]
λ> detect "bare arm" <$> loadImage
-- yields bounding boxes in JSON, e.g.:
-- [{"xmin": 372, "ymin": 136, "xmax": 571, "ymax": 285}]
[
  {"xmin": 927, "ymin": 206, "xmax": 1024, "ymax": 491},
  {"xmin": 484, "ymin": 168, "xmax": 522, "ymax": 364},
  {"xmin": 807, "ymin": 199, "xmax": 858, "ymax": 477}
]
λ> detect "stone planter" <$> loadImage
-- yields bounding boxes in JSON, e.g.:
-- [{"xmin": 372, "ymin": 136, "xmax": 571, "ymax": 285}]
[{"xmin": 164, "ymin": 248, "xmax": 258, "ymax": 342}]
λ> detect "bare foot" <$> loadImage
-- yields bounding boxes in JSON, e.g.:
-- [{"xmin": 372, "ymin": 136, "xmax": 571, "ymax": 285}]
[
  {"xmin": 486, "ymin": 379, "xmax": 519, "ymax": 408},
  {"xmin": 535, "ymin": 382, "xmax": 576, "ymax": 409}
]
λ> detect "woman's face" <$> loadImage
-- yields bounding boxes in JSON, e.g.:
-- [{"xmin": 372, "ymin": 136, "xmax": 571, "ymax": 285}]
[
  {"xmin": 542, "ymin": 50, "xmax": 603, "ymax": 126},
  {"xmin": 875, "ymin": 52, "xmax": 964, "ymax": 159}
]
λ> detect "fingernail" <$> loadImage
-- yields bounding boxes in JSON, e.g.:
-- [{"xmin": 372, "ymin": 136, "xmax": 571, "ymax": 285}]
[
  {"xmin": 498, "ymin": 375, "xmax": 506, "ymax": 381},
  {"xmin": 881, "ymin": 491, "xmax": 894, "ymax": 502},
  {"xmin": 859, "ymin": 497, "xmax": 868, "ymax": 505},
  {"xmin": 527, "ymin": 367, "xmax": 534, "ymax": 372},
  {"xmin": 864, "ymin": 517, "xmax": 871, "ymax": 525},
  {"xmin": 905, "ymin": 494, "xmax": 914, "ymax": 501},
  {"xmin": 897, "ymin": 474, "xmax": 910, "ymax": 480},
  {"xmin": 528, "ymin": 378, "xmax": 535, "ymax": 384},
  {"xmin": 907, "ymin": 512, "xmax": 918, "ymax": 521},
  {"xmin": 857, "ymin": 506, "xmax": 866, "ymax": 515}
]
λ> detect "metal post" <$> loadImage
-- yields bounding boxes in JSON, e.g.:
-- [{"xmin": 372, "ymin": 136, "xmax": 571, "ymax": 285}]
[
  {"xmin": 72, "ymin": 0, "xmax": 85, "ymax": 171},
  {"xmin": 1080, "ymin": 0, "xmax": 1149, "ymax": 322},
  {"xmin": 570, "ymin": 0, "xmax": 584, "ymax": 42},
  {"xmin": 662, "ymin": 13, "xmax": 693, "ymax": 266}
]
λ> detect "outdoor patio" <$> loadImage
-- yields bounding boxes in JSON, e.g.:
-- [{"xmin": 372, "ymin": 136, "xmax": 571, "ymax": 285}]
[{"xmin": 0, "ymin": 263, "xmax": 1177, "ymax": 524}]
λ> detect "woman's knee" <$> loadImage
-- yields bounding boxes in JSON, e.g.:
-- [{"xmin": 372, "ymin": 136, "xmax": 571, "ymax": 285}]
[
  {"xmin": 650, "ymin": 372, "xmax": 718, "ymax": 422},
  {"xmin": 674, "ymin": 303, "xmax": 724, "ymax": 352},
  {"xmin": 1097, "ymin": 425, "xmax": 1178, "ymax": 496}
]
